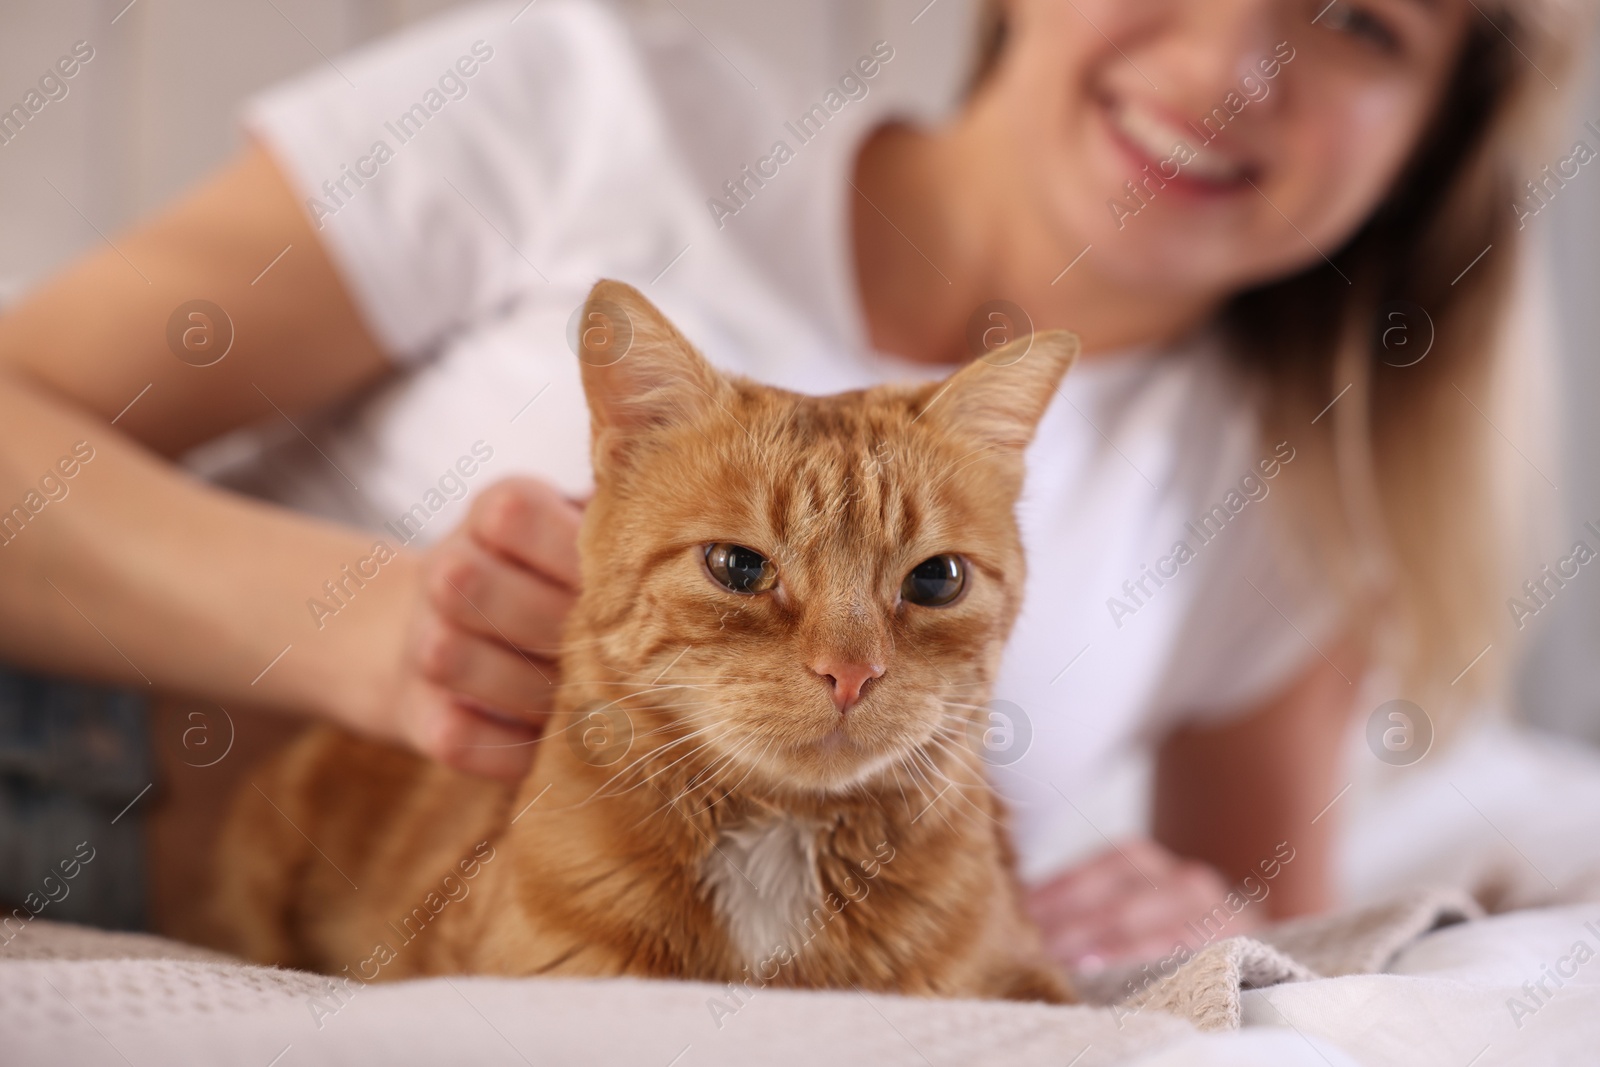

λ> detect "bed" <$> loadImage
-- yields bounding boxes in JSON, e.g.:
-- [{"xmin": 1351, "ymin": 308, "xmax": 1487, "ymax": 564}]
[{"xmin": 6, "ymin": 718, "xmax": 1599, "ymax": 1066}]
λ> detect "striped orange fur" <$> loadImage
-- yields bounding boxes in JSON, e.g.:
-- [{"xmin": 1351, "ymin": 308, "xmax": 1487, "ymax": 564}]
[{"xmin": 211, "ymin": 280, "xmax": 1078, "ymax": 1004}]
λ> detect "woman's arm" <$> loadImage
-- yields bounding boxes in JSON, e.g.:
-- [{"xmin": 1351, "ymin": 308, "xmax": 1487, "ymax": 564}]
[
  {"xmin": 1027, "ymin": 644, "xmax": 1361, "ymax": 969},
  {"xmin": 1, "ymin": 140, "xmax": 389, "ymax": 456},
  {"xmin": 0, "ymin": 143, "xmax": 577, "ymax": 779},
  {"xmin": 1153, "ymin": 642, "xmax": 1363, "ymax": 918},
  {"xmin": 0, "ymin": 366, "xmax": 411, "ymax": 728},
  {"xmin": 0, "ymin": 141, "xmax": 397, "ymax": 710}
]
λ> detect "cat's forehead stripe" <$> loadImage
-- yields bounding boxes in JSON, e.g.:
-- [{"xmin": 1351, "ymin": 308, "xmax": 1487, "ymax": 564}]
[
  {"xmin": 759, "ymin": 441, "xmax": 922, "ymax": 559},
  {"xmin": 681, "ymin": 383, "xmax": 986, "ymax": 563}
]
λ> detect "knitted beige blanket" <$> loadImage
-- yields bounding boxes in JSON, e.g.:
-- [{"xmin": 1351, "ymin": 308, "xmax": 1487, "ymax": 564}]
[
  {"xmin": 1070, "ymin": 886, "xmax": 1483, "ymax": 1031},
  {"xmin": 0, "ymin": 886, "xmax": 1485, "ymax": 1067}
]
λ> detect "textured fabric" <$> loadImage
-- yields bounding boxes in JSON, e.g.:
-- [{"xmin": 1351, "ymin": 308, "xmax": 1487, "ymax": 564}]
[
  {"xmin": 1, "ymin": 934, "xmax": 1193, "ymax": 1066},
  {"xmin": 8, "ymin": 895, "xmax": 1598, "ymax": 1066},
  {"xmin": 1258, "ymin": 887, "xmax": 1483, "ymax": 977},
  {"xmin": 1073, "ymin": 887, "xmax": 1483, "ymax": 1031},
  {"xmin": 1240, "ymin": 903, "xmax": 1600, "ymax": 1067},
  {"xmin": 1122, "ymin": 937, "xmax": 1316, "ymax": 1032},
  {"xmin": 0, "ymin": 920, "xmax": 232, "ymax": 964}
]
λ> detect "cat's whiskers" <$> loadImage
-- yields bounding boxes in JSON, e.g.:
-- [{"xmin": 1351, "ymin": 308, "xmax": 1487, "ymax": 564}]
[
  {"xmin": 677, "ymin": 720, "xmax": 744, "ymax": 786},
  {"xmin": 545, "ymin": 679, "xmax": 728, "ymax": 751},
  {"xmin": 929, "ymin": 680, "xmax": 986, "ymax": 692},
  {"xmin": 524, "ymin": 725, "xmax": 734, "ymax": 817},
  {"xmin": 548, "ymin": 680, "xmax": 722, "ymax": 697},
  {"xmin": 669, "ymin": 734, "xmax": 775, "ymax": 823},
  {"xmin": 586, "ymin": 655, "xmax": 731, "ymax": 688},
  {"xmin": 906, "ymin": 730, "xmax": 1000, "ymax": 830},
  {"xmin": 886, "ymin": 761, "xmax": 913, "ymax": 814},
  {"xmin": 908, "ymin": 744, "xmax": 959, "ymax": 793},
  {"xmin": 919, "ymin": 738, "xmax": 1005, "ymax": 828},
  {"xmin": 639, "ymin": 732, "xmax": 765, "ymax": 827},
  {"xmin": 932, "ymin": 702, "xmax": 990, "ymax": 744},
  {"xmin": 928, "ymin": 709, "xmax": 996, "ymax": 761},
  {"xmin": 906, "ymin": 747, "xmax": 983, "ymax": 832},
  {"xmin": 538, "ymin": 685, "xmax": 703, "ymax": 743},
  {"xmin": 895, "ymin": 747, "xmax": 943, "ymax": 810},
  {"xmin": 607, "ymin": 671, "xmax": 727, "ymax": 685},
  {"xmin": 614, "ymin": 716, "xmax": 704, "ymax": 744},
  {"xmin": 601, "ymin": 700, "xmax": 768, "ymax": 819},
  {"xmin": 681, "ymin": 723, "xmax": 764, "ymax": 794},
  {"xmin": 933, "ymin": 707, "xmax": 1012, "ymax": 778},
  {"xmin": 607, "ymin": 740, "xmax": 730, "ymax": 819},
  {"xmin": 714, "ymin": 734, "xmax": 776, "ymax": 800},
  {"xmin": 538, "ymin": 631, "xmax": 735, "ymax": 659},
  {"xmin": 583, "ymin": 717, "xmax": 735, "ymax": 798},
  {"xmin": 930, "ymin": 720, "xmax": 979, "ymax": 751},
  {"xmin": 555, "ymin": 706, "xmax": 703, "ymax": 751},
  {"xmin": 591, "ymin": 724, "xmax": 737, "ymax": 800},
  {"xmin": 537, "ymin": 703, "xmax": 700, "ymax": 764},
  {"xmin": 456, "ymin": 698, "xmax": 704, "ymax": 750},
  {"xmin": 548, "ymin": 744, "xmax": 729, "ymax": 821}
]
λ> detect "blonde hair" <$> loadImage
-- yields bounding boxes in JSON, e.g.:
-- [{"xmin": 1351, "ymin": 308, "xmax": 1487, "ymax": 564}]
[{"xmin": 975, "ymin": 1, "xmax": 1593, "ymax": 715}]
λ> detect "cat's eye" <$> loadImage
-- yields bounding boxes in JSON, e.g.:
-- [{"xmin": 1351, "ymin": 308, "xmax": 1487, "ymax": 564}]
[
  {"xmin": 902, "ymin": 554, "xmax": 966, "ymax": 607},
  {"xmin": 704, "ymin": 543, "xmax": 777, "ymax": 594}
]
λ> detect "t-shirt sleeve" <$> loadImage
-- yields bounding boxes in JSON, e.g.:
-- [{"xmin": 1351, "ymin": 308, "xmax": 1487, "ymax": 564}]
[
  {"xmin": 1142, "ymin": 441, "xmax": 1346, "ymax": 733},
  {"xmin": 241, "ymin": 0, "xmax": 630, "ymax": 363}
]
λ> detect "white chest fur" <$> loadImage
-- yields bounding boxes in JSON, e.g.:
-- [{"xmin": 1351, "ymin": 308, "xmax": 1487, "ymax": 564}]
[{"xmin": 701, "ymin": 814, "xmax": 821, "ymax": 965}]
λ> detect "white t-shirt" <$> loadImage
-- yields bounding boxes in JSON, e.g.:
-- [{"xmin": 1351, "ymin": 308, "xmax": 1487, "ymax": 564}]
[{"xmin": 233, "ymin": 0, "xmax": 1336, "ymax": 877}]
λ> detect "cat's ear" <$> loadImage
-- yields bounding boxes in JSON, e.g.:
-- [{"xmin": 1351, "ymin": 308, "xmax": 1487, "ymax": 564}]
[
  {"xmin": 923, "ymin": 329, "xmax": 1080, "ymax": 452},
  {"xmin": 574, "ymin": 280, "xmax": 730, "ymax": 469}
]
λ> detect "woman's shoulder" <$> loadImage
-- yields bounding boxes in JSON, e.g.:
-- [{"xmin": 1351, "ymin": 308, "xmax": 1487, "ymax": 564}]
[
  {"xmin": 245, "ymin": 1, "xmax": 668, "ymax": 164},
  {"xmin": 239, "ymin": 0, "xmax": 813, "ymax": 361},
  {"xmin": 246, "ymin": 0, "xmax": 818, "ymax": 174}
]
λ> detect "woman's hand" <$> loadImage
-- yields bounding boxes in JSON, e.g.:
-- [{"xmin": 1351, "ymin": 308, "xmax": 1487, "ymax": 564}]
[
  {"xmin": 1025, "ymin": 837, "xmax": 1259, "ymax": 974},
  {"xmin": 0, "ymin": 143, "xmax": 582, "ymax": 785},
  {"xmin": 377, "ymin": 477, "xmax": 584, "ymax": 782}
]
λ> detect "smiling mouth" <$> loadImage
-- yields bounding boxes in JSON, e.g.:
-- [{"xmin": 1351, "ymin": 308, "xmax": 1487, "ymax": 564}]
[{"xmin": 1104, "ymin": 96, "xmax": 1255, "ymax": 192}]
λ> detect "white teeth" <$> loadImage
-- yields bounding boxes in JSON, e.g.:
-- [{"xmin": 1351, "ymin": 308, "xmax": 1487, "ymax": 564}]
[
  {"xmin": 1111, "ymin": 101, "xmax": 1245, "ymax": 184},
  {"xmin": 1113, "ymin": 101, "xmax": 1188, "ymax": 159},
  {"xmin": 1182, "ymin": 147, "xmax": 1245, "ymax": 183}
]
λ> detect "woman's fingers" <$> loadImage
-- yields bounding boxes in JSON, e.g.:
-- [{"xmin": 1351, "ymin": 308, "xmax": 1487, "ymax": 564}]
[
  {"xmin": 404, "ymin": 687, "xmax": 543, "ymax": 782},
  {"xmin": 468, "ymin": 477, "xmax": 584, "ymax": 590},
  {"xmin": 426, "ymin": 536, "xmax": 576, "ymax": 656},
  {"xmin": 1029, "ymin": 841, "xmax": 1250, "ymax": 971},
  {"xmin": 1064, "ymin": 863, "xmax": 1223, "ymax": 957},
  {"xmin": 413, "ymin": 614, "xmax": 559, "ymax": 724},
  {"xmin": 1027, "ymin": 839, "xmax": 1178, "ymax": 926},
  {"xmin": 382, "ymin": 476, "xmax": 581, "ymax": 779}
]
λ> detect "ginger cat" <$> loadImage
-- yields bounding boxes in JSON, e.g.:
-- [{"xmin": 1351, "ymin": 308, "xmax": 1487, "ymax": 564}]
[{"xmin": 212, "ymin": 280, "xmax": 1078, "ymax": 1004}]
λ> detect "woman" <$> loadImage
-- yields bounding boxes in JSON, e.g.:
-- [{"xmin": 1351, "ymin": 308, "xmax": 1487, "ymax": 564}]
[{"xmin": 0, "ymin": 0, "xmax": 1582, "ymax": 973}]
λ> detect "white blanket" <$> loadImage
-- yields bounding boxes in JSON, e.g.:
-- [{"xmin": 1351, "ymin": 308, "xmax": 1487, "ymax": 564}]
[
  {"xmin": 1230, "ymin": 903, "xmax": 1600, "ymax": 1066},
  {"xmin": 5, "ymin": 900, "xmax": 1599, "ymax": 1066}
]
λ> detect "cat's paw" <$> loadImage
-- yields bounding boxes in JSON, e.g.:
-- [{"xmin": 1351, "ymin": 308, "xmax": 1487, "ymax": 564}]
[{"xmin": 988, "ymin": 960, "xmax": 1077, "ymax": 1005}]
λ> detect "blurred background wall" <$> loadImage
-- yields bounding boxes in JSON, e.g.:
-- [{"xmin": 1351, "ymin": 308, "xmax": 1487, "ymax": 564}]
[{"xmin": 2, "ymin": 0, "xmax": 1597, "ymax": 740}]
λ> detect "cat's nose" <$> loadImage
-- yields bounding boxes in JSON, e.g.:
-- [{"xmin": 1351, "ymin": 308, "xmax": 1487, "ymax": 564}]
[{"xmin": 810, "ymin": 659, "xmax": 885, "ymax": 714}]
